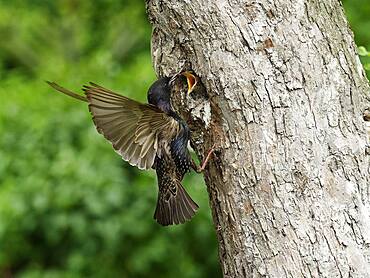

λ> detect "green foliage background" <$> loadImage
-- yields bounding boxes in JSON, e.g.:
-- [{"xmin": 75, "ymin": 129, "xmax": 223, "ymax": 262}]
[{"xmin": 0, "ymin": 1, "xmax": 368, "ymax": 277}]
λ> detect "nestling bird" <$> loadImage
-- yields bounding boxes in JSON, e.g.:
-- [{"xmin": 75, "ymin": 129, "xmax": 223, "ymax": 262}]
[{"xmin": 47, "ymin": 72, "xmax": 213, "ymax": 226}]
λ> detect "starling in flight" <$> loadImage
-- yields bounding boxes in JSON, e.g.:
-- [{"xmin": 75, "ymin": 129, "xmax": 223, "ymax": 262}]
[{"xmin": 47, "ymin": 72, "xmax": 213, "ymax": 226}]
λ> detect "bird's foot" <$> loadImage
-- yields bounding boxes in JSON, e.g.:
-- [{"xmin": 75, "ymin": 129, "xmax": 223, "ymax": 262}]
[{"xmin": 193, "ymin": 144, "xmax": 216, "ymax": 173}]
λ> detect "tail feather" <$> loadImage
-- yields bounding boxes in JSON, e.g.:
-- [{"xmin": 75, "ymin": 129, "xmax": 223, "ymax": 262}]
[{"xmin": 154, "ymin": 182, "xmax": 198, "ymax": 226}]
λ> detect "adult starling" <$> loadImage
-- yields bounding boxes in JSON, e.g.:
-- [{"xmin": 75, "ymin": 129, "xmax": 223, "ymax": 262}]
[{"xmin": 47, "ymin": 73, "xmax": 213, "ymax": 226}]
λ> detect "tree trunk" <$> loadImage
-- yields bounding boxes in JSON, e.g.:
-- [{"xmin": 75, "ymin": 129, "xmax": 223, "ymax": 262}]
[{"xmin": 146, "ymin": 0, "xmax": 370, "ymax": 277}]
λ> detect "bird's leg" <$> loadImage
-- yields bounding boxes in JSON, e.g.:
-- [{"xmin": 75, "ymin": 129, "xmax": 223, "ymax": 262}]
[{"xmin": 192, "ymin": 145, "xmax": 215, "ymax": 173}]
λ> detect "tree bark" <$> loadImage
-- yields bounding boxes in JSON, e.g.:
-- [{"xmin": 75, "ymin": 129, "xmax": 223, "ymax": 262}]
[{"xmin": 146, "ymin": 0, "xmax": 370, "ymax": 277}]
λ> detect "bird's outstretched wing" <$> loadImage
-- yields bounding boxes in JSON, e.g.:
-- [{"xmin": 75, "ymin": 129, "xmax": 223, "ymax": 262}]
[
  {"xmin": 82, "ymin": 82, "xmax": 179, "ymax": 170},
  {"xmin": 48, "ymin": 81, "xmax": 179, "ymax": 170}
]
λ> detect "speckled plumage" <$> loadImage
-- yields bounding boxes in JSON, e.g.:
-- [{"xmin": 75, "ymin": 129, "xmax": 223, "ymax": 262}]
[
  {"xmin": 47, "ymin": 76, "xmax": 199, "ymax": 226},
  {"xmin": 147, "ymin": 77, "xmax": 198, "ymax": 225}
]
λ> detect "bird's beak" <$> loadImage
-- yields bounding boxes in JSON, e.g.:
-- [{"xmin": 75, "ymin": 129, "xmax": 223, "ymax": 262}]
[
  {"xmin": 169, "ymin": 73, "xmax": 180, "ymax": 86},
  {"xmin": 181, "ymin": 71, "xmax": 198, "ymax": 94}
]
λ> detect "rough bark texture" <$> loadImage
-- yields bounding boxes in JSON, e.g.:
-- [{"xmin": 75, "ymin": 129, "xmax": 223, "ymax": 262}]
[{"xmin": 146, "ymin": 0, "xmax": 370, "ymax": 277}]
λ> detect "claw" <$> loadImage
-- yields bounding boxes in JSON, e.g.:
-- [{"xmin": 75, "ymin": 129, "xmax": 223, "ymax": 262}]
[{"xmin": 192, "ymin": 144, "xmax": 216, "ymax": 173}]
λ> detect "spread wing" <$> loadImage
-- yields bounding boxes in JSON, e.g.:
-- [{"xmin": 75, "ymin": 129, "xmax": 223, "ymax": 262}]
[{"xmin": 83, "ymin": 82, "xmax": 179, "ymax": 170}]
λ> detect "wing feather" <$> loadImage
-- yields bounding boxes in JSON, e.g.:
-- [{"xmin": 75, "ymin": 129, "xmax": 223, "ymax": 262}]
[{"xmin": 83, "ymin": 83, "xmax": 178, "ymax": 170}]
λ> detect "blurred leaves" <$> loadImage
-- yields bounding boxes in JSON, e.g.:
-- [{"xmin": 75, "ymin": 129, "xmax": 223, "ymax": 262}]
[
  {"xmin": 343, "ymin": 0, "xmax": 370, "ymax": 76},
  {"xmin": 0, "ymin": 1, "xmax": 219, "ymax": 277},
  {"xmin": 357, "ymin": 46, "xmax": 370, "ymax": 71},
  {"xmin": 358, "ymin": 46, "xmax": 370, "ymax": 57}
]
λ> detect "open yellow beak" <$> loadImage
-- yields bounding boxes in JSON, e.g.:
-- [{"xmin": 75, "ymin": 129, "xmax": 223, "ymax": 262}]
[{"xmin": 181, "ymin": 71, "xmax": 198, "ymax": 94}]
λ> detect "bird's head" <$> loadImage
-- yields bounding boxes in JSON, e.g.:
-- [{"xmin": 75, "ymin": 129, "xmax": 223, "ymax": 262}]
[{"xmin": 147, "ymin": 71, "xmax": 198, "ymax": 113}]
